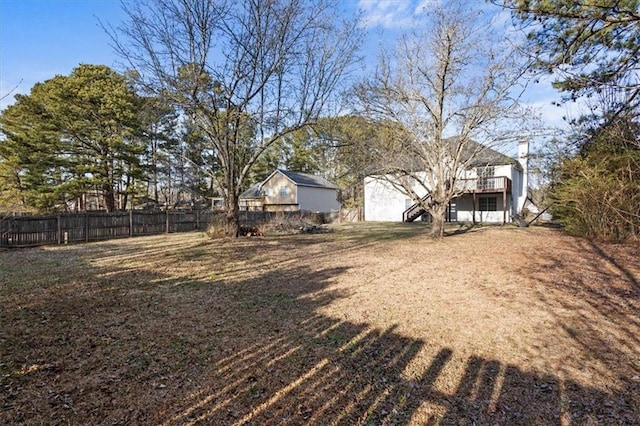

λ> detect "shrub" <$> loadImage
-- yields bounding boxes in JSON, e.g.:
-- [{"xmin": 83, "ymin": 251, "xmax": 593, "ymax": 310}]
[
  {"xmin": 551, "ymin": 125, "xmax": 640, "ymax": 241},
  {"xmin": 205, "ymin": 214, "xmax": 227, "ymax": 239},
  {"xmin": 258, "ymin": 211, "xmax": 329, "ymax": 235}
]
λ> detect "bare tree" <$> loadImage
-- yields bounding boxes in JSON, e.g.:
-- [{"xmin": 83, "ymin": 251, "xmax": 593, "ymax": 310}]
[
  {"xmin": 356, "ymin": 1, "xmax": 529, "ymax": 238},
  {"xmin": 107, "ymin": 0, "xmax": 361, "ymax": 236}
]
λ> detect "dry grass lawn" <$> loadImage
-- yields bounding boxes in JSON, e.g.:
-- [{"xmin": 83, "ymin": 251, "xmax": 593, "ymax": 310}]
[{"xmin": 1, "ymin": 223, "xmax": 639, "ymax": 424}]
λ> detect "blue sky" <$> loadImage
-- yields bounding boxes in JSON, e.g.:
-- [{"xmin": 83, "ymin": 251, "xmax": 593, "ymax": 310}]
[
  {"xmin": 0, "ymin": 0, "xmax": 125, "ymax": 109},
  {"xmin": 0, "ymin": 0, "xmax": 575, "ymax": 129}
]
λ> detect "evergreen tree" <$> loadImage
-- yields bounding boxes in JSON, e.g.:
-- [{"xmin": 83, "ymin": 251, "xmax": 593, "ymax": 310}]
[
  {"xmin": 0, "ymin": 64, "xmax": 145, "ymax": 212},
  {"xmin": 501, "ymin": 0, "xmax": 640, "ymax": 118},
  {"xmin": 138, "ymin": 95, "xmax": 179, "ymax": 206}
]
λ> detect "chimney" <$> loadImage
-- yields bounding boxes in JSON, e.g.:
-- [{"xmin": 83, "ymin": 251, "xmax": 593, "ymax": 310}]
[{"xmin": 517, "ymin": 139, "xmax": 529, "ymax": 214}]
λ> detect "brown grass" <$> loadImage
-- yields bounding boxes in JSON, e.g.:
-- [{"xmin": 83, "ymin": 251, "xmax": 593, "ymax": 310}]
[{"xmin": 1, "ymin": 223, "xmax": 638, "ymax": 424}]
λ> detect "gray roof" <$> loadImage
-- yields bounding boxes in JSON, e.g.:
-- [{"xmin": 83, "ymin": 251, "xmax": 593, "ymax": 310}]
[
  {"xmin": 240, "ymin": 184, "xmax": 263, "ymax": 199},
  {"xmin": 368, "ymin": 138, "xmax": 523, "ymax": 176},
  {"xmin": 240, "ymin": 169, "xmax": 338, "ymax": 199},
  {"xmin": 277, "ymin": 169, "xmax": 338, "ymax": 189},
  {"xmin": 450, "ymin": 138, "xmax": 523, "ymax": 171}
]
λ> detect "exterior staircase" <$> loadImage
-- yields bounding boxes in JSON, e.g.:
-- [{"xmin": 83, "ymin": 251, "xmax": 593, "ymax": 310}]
[{"xmin": 403, "ymin": 195, "xmax": 431, "ymax": 222}]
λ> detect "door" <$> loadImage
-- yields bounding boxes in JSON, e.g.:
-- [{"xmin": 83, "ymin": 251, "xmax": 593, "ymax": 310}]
[{"xmin": 446, "ymin": 201, "xmax": 457, "ymax": 222}]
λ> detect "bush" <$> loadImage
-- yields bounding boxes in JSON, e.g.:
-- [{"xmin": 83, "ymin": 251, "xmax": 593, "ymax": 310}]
[
  {"xmin": 551, "ymin": 127, "xmax": 640, "ymax": 241},
  {"xmin": 257, "ymin": 211, "xmax": 330, "ymax": 235},
  {"xmin": 203, "ymin": 210, "xmax": 332, "ymax": 238},
  {"xmin": 205, "ymin": 214, "xmax": 227, "ymax": 239}
]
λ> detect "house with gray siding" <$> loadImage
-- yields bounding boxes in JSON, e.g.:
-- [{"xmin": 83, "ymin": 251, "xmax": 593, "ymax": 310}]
[{"xmin": 240, "ymin": 169, "xmax": 341, "ymax": 213}]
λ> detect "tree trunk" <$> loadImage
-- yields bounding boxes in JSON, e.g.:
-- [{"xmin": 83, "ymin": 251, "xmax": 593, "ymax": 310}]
[
  {"xmin": 225, "ymin": 192, "xmax": 241, "ymax": 237},
  {"xmin": 123, "ymin": 174, "xmax": 133, "ymax": 210},
  {"xmin": 152, "ymin": 138, "xmax": 159, "ymax": 204},
  {"xmin": 429, "ymin": 203, "xmax": 447, "ymax": 239},
  {"xmin": 103, "ymin": 185, "xmax": 116, "ymax": 212}
]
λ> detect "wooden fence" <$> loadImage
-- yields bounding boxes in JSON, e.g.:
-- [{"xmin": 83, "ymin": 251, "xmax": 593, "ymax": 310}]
[
  {"xmin": 340, "ymin": 208, "xmax": 363, "ymax": 223},
  {"xmin": 0, "ymin": 210, "xmax": 341, "ymax": 248}
]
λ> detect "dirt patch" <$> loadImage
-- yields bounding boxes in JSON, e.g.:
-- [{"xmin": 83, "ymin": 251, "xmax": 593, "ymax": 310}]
[{"xmin": 1, "ymin": 224, "xmax": 638, "ymax": 424}]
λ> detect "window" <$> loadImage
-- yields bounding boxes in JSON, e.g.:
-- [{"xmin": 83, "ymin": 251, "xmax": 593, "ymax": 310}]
[
  {"xmin": 477, "ymin": 166, "xmax": 496, "ymax": 190},
  {"xmin": 479, "ymin": 196, "xmax": 497, "ymax": 211},
  {"xmin": 405, "ymin": 199, "xmax": 414, "ymax": 209},
  {"xmin": 477, "ymin": 166, "xmax": 495, "ymax": 177},
  {"xmin": 279, "ymin": 186, "xmax": 290, "ymax": 197}
]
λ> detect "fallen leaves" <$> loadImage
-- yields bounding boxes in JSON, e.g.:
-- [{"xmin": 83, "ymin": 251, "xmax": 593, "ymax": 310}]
[{"xmin": 0, "ymin": 225, "xmax": 638, "ymax": 424}]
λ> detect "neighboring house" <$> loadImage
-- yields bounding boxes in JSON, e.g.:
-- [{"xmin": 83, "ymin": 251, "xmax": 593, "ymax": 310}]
[
  {"xmin": 239, "ymin": 169, "xmax": 341, "ymax": 212},
  {"xmin": 364, "ymin": 140, "xmax": 530, "ymax": 224}
]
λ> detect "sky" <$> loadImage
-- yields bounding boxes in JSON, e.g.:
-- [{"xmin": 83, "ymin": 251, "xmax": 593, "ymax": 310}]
[
  {"xmin": 0, "ymin": 0, "xmax": 126, "ymax": 109},
  {"xmin": 0, "ymin": 0, "xmax": 578, "ymax": 130}
]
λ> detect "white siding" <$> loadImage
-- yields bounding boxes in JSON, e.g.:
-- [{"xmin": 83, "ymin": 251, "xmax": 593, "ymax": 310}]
[
  {"xmin": 456, "ymin": 165, "xmax": 517, "ymax": 223},
  {"xmin": 460, "ymin": 164, "xmax": 512, "ymax": 180},
  {"xmin": 511, "ymin": 166, "xmax": 522, "ymax": 216},
  {"xmin": 489, "ymin": 165, "xmax": 512, "ymax": 179},
  {"xmin": 516, "ymin": 140, "xmax": 529, "ymax": 214},
  {"xmin": 365, "ymin": 165, "xmax": 522, "ymax": 224},
  {"xmin": 456, "ymin": 194, "xmax": 511, "ymax": 223},
  {"xmin": 297, "ymin": 186, "xmax": 340, "ymax": 212},
  {"xmin": 456, "ymin": 196, "xmax": 474, "ymax": 222},
  {"xmin": 464, "ymin": 210, "xmax": 509, "ymax": 223},
  {"xmin": 364, "ymin": 175, "xmax": 429, "ymax": 222}
]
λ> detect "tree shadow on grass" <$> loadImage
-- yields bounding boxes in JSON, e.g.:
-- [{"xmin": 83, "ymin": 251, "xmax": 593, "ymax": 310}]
[
  {"xmin": 519, "ymin": 235, "xmax": 640, "ymax": 355},
  {"xmin": 157, "ymin": 319, "xmax": 633, "ymax": 424},
  {"xmin": 588, "ymin": 239, "xmax": 639, "ymax": 290},
  {"xmin": 328, "ymin": 221, "xmax": 430, "ymax": 245},
  {"xmin": 443, "ymin": 222, "xmax": 486, "ymax": 237},
  {"xmin": 490, "ymin": 232, "xmax": 640, "ymax": 423},
  {"xmin": 1, "ymin": 234, "xmax": 637, "ymax": 424}
]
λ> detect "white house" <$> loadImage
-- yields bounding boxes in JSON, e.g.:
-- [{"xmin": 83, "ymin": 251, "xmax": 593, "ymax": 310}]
[
  {"xmin": 364, "ymin": 140, "xmax": 530, "ymax": 224},
  {"xmin": 240, "ymin": 169, "xmax": 341, "ymax": 213}
]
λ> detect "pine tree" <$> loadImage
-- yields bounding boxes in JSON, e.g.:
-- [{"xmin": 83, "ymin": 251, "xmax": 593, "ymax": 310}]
[{"xmin": 0, "ymin": 64, "xmax": 146, "ymax": 212}]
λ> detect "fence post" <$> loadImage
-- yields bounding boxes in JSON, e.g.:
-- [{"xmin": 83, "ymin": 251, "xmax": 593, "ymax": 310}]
[
  {"xmin": 57, "ymin": 214, "xmax": 62, "ymax": 245},
  {"xmin": 85, "ymin": 212, "xmax": 89, "ymax": 242},
  {"xmin": 195, "ymin": 210, "xmax": 199, "ymax": 230},
  {"xmin": 0, "ymin": 216, "xmax": 6, "ymax": 248},
  {"xmin": 166, "ymin": 209, "xmax": 170, "ymax": 234},
  {"xmin": 129, "ymin": 209, "xmax": 134, "ymax": 238}
]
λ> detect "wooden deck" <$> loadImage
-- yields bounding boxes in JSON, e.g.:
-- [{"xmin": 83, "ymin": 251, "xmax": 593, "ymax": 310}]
[
  {"xmin": 455, "ymin": 176, "xmax": 512, "ymax": 194},
  {"xmin": 402, "ymin": 176, "xmax": 513, "ymax": 223}
]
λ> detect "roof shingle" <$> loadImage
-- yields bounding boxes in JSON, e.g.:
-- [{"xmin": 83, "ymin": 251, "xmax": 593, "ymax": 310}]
[{"xmin": 277, "ymin": 169, "xmax": 338, "ymax": 189}]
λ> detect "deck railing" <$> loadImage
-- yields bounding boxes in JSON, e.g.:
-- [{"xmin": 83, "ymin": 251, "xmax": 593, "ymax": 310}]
[{"xmin": 455, "ymin": 176, "xmax": 512, "ymax": 193}]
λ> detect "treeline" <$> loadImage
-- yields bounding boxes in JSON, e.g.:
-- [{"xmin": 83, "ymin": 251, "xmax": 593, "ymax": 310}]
[
  {"xmin": 0, "ymin": 65, "xmax": 382, "ymax": 214},
  {"xmin": 0, "ymin": 65, "xmax": 195, "ymax": 213}
]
